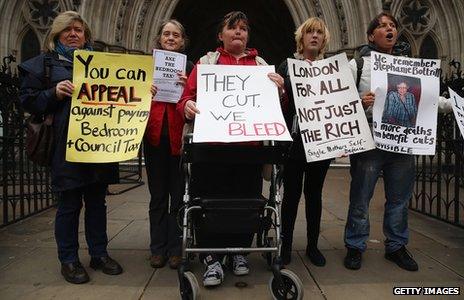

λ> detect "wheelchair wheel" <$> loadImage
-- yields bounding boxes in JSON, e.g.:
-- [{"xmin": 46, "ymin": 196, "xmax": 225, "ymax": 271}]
[
  {"xmin": 268, "ymin": 269, "xmax": 303, "ymax": 300},
  {"xmin": 179, "ymin": 271, "xmax": 199, "ymax": 300}
]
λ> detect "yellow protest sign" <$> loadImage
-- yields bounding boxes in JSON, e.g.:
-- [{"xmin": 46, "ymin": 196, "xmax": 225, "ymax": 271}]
[{"xmin": 66, "ymin": 50, "xmax": 153, "ymax": 163}]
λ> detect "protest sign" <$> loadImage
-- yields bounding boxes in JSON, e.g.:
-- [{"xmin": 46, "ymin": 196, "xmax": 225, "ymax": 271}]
[
  {"xmin": 193, "ymin": 64, "xmax": 291, "ymax": 143},
  {"xmin": 449, "ymin": 88, "xmax": 464, "ymax": 137},
  {"xmin": 287, "ymin": 53, "xmax": 375, "ymax": 162},
  {"xmin": 371, "ymin": 51, "xmax": 440, "ymax": 155},
  {"xmin": 66, "ymin": 50, "xmax": 153, "ymax": 163},
  {"xmin": 153, "ymin": 49, "xmax": 186, "ymax": 103}
]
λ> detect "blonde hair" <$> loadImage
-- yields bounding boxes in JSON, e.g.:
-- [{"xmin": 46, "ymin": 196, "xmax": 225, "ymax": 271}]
[
  {"xmin": 294, "ymin": 17, "xmax": 330, "ymax": 59},
  {"xmin": 44, "ymin": 11, "xmax": 92, "ymax": 52}
]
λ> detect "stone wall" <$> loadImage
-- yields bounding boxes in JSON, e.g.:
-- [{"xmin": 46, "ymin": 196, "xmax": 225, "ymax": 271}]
[{"xmin": 0, "ymin": 0, "xmax": 462, "ymax": 71}]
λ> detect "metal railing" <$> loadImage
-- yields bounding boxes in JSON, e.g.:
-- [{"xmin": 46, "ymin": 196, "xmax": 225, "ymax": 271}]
[
  {"xmin": 410, "ymin": 60, "xmax": 464, "ymax": 228},
  {"xmin": 1, "ymin": 55, "xmax": 57, "ymax": 226},
  {"xmin": 411, "ymin": 113, "xmax": 463, "ymax": 227}
]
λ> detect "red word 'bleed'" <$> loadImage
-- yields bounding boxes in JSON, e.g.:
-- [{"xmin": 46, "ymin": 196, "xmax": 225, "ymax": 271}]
[{"xmin": 228, "ymin": 122, "xmax": 286, "ymax": 136}]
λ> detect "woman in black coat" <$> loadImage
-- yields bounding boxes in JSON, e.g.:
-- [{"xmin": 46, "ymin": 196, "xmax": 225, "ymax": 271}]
[
  {"xmin": 277, "ymin": 17, "xmax": 332, "ymax": 267},
  {"xmin": 19, "ymin": 11, "xmax": 122, "ymax": 284}
]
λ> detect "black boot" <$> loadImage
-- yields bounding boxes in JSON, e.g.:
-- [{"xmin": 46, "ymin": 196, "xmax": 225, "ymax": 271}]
[
  {"xmin": 385, "ymin": 246, "xmax": 419, "ymax": 271},
  {"xmin": 90, "ymin": 256, "xmax": 123, "ymax": 275},
  {"xmin": 306, "ymin": 245, "xmax": 326, "ymax": 267},
  {"xmin": 61, "ymin": 261, "xmax": 89, "ymax": 284},
  {"xmin": 344, "ymin": 248, "xmax": 362, "ymax": 270}
]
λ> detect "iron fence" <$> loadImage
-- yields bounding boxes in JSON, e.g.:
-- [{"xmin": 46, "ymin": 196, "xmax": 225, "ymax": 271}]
[
  {"xmin": 412, "ymin": 113, "xmax": 463, "ymax": 227},
  {"xmin": 1, "ymin": 55, "xmax": 56, "ymax": 227},
  {"xmin": 411, "ymin": 60, "xmax": 464, "ymax": 228},
  {"xmin": 109, "ymin": 152, "xmax": 144, "ymax": 195}
]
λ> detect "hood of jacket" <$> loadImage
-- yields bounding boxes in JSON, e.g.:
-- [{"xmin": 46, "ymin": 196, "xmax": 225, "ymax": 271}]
[{"xmin": 358, "ymin": 41, "xmax": 411, "ymax": 57}]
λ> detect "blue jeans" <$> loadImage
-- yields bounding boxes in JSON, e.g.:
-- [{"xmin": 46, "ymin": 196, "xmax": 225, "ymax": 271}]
[
  {"xmin": 55, "ymin": 183, "xmax": 108, "ymax": 263},
  {"xmin": 344, "ymin": 149, "xmax": 415, "ymax": 253}
]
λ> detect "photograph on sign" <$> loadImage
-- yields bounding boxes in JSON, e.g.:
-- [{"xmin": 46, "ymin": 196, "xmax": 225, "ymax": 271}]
[{"xmin": 381, "ymin": 74, "xmax": 421, "ymax": 128}]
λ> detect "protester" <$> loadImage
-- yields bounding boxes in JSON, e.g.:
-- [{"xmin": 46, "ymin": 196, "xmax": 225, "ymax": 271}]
[
  {"xmin": 276, "ymin": 17, "xmax": 331, "ymax": 266},
  {"xmin": 18, "ymin": 11, "xmax": 122, "ymax": 284},
  {"xmin": 344, "ymin": 12, "xmax": 418, "ymax": 271},
  {"xmin": 144, "ymin": 19, "xmax": 194, "ymax": 270},
  {"xmin": 176, "ymin": 11, "xmax": 285, "ymax": 287},
  {"xmin": 382, "ymin": 80, "xmax": 418, "ymax": 127}
]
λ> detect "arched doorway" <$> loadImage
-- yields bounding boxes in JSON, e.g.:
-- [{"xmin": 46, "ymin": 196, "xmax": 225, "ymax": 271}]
[
  {"xmin": 171, "ymin": 0, "xmax": 295, "ymax": 66},
  {"xmin": 21, "ymin": 28, "xmax": 40, "ymax": 62}
]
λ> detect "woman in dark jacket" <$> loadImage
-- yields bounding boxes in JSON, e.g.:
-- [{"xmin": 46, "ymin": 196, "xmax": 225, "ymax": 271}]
[
  {"xmin": 144, "ymin": 19, "xmax": 194, "ymax": 270},
  {"xmin": 19, "ymin": 11, "xmax": 122, "ymax": 284},
  {"xmin": 277, "ymin": 17, "xmax": 332, "ymax": 267}
]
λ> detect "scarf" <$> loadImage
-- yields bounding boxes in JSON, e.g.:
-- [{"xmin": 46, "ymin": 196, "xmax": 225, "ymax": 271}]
[{"xmin": 55, "ymin": 40, "xmax": 93, "ymax": 61}]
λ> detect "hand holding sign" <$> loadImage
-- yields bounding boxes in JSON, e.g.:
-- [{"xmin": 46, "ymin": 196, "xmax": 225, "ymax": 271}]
[
  {"xmin": 185, "ymin": 100, "xmax": 200, "ymax": 120},
  {"xmin": 150, "ymin": 84, "xmax": 158, "ymax": 97},
  {"xmin": 56, "ymin": 80, "xmax": 75, "ymax": 100},
  {"xmin": 361, "ymin": 91, "xmax": 375, "ymax": 108},
  {"xmin": 177, "ymin": 72, "xmax": 188, "ymax": 87},
  {"xmin": 267, "ymin": 72, "xmax": 285, "ymax": 95}
]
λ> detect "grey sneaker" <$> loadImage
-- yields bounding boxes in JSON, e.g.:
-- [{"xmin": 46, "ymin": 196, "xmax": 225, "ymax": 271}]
[
  {"xmin": 232, "ymin": 255, "xmax": 249, "ymax": 276},
  {"xmin": 203, "ymin": 261, "xmax": 224, "ymax": 287}
]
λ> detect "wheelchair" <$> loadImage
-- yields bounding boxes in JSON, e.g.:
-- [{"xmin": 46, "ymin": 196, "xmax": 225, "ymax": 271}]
[{"xmin": 177, "ymin": 130, "xmax": 304, "ymax": 300}]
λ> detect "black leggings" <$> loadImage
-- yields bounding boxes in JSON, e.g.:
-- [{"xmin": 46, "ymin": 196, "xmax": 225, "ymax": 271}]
[
  {"xmin": 144, "ymin": 136, "xmax": 183, "ymax": 256},
  {"xmin": 281, "ymin": 159, "xmax": 331, "ymax": 250}
]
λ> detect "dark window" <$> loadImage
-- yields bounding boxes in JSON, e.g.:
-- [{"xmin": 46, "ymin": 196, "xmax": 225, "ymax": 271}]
[
  {"xmin": 419, "ymin": 34, "xmax": 438, "ymax": 58},
  {"xmin": 172, "ymin": 0, "xmax": 295, "ymax": 65},
  {"xmin": 21, "ymin": 29, "xmax": 40, "ymax": 62}
]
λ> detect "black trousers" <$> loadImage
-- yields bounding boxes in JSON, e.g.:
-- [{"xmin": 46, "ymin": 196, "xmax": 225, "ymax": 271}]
[
  {"xmin": 191, "ymin": 162, "xmax": 262, "ymax": 262},
  {"xmin": 281, "ymin": 159, "xmax": 331, "ymax": 251},
  {"xmin": 55, "ymin": 183, "xmax": 108, "ymax": 263},
  {"xmin": 144, "ymin": 136, "xmax": 183, "ymax": 256}
]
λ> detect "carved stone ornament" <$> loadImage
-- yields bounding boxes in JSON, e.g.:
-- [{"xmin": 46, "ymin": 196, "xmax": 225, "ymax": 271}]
[
  {"xmin": 399, "ymin": 0, "xmax": 435, "ymax": 35},
  {"xmin": 115, "ymin": 0, "xmax": 129, "ymax": 44},
  {"xmin": 24, "ymin": 0, "xmax": 61, "ymax": 31},
  {"xmin": 135, "ymin": 0, "xmax": 152, "ymax": 48},
  {"xmin": 334, "ymin": 0, "xmax": 348, "ymax": 46},
  {"xmin": 312, "ymin": 0, "xmax": 323, "ymax": 18}
]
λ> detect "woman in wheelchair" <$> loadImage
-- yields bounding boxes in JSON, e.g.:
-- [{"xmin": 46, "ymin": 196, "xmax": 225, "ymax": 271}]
[{"xmin": 177, "ymin": 11, "xmax": 285, "ymax": 287}]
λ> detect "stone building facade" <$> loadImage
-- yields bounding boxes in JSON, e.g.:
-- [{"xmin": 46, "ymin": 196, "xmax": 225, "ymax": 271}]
[{"xmin": 0, "ymin": 0, "xmax": 463, "ymax": 72}]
